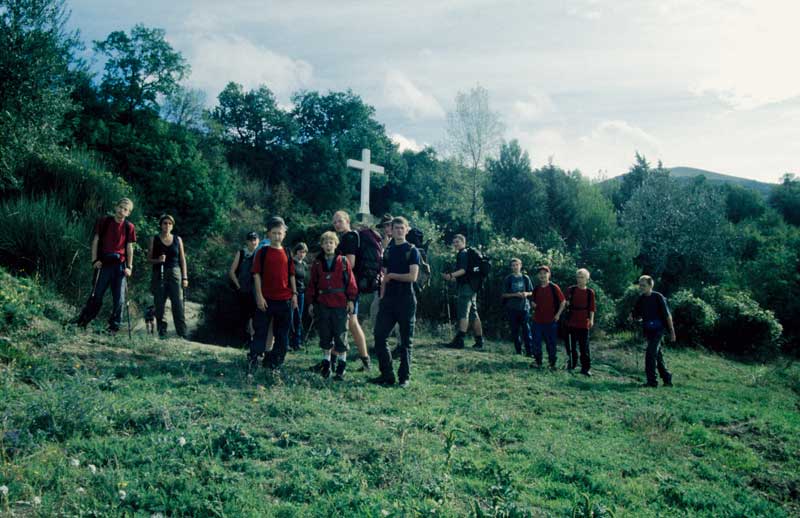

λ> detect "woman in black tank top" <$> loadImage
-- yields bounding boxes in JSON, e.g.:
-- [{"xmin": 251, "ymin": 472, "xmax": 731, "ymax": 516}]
[{"xmin": 147, "ymin": 214, "xmax": 189, "ymax": 338}]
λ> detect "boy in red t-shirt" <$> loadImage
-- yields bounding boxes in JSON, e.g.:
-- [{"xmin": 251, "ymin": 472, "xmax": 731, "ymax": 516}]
[
  {"xmin": 249, "ymin": 216, "xmax": 297, "ymax": 371},
  {"xmin": 565, "ymin": 268, "xmax": 597, "ymax": 376},
  {"xmin": 307, "ymin": 231, "xmax": 358, "ymax": 380},
  {"xmin": 74, "ymin": 198, "xmax": 137, "ymax": 333},
  {"xmin": 530, "ymin": 265, "xmax": 566, "ymax": 369}
]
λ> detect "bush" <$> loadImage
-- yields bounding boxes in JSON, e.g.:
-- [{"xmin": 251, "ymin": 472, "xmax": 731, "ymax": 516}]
[
  {"xmin": 670, "ymin": 290, "xmax": 718, "ymax": 347},
  {"xmin": 702, "ymin": 287, "xmax": 782, "ymax": 355},
  {"xmin": 615, "ymin": 285, "xmax": 641, "ymax": 331},
  {"xmin": 0, "ymin": 267, "xmax": 43, "ymax": 333}
]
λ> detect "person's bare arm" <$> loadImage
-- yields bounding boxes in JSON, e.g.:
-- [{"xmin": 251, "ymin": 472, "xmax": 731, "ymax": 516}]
[{"xmin": 229, "ymin": 251, "xmax": 241, "ymax": 288}]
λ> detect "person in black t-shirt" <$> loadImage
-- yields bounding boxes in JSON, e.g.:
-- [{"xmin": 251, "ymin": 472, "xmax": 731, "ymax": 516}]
[
  {"xmin": 631, "ymin": 275, "xmax": 675, "ymax": 387},
  {"xmin": 368, "ymin": 216, "xmax": 420, "ymax": 388},
  {"xmin": 333, "ymin": 210, "xmax": 372, "ymax": 371}
]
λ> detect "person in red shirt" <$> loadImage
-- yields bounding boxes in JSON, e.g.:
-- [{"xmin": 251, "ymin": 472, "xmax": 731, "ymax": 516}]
[
  {"xmin": 307, "ymin": 231, "xmax": 358, "ymax": 380},
  {"xmin": 565, "ymin": 268, "xmax": 597, "ymax": 376},
  {"xmin": 530, "ymin": 265, "xmax": 566, "ymax": 369},
  {"xmin": 249, "ymin": 216, "xmax": 297, "ymax": 372},
  {"xmin": 74, "ymin": 198, "xmax": 137, "ymax": 333}
]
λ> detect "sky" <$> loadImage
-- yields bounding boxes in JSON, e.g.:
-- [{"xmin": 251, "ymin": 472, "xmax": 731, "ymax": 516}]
[{"xmin": 68, "ymin": 0, "xmax": 799, "ymax": 182}]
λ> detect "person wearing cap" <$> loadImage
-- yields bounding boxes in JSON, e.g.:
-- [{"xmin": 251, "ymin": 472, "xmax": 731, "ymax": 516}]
[
  {"xmin": 250, "ymin": 216, "xmax": 297, "ymax": 371},
  {"xmin": 229, "ymin": 231, "xmax": 261, "ymax": 346},
  {"xmin": 530, "ymin": 265, "xmax": 566, "ymax": 369},
  {"xmin": 147, "ymin": 214, "xmax": 188, "ymax": 338}
]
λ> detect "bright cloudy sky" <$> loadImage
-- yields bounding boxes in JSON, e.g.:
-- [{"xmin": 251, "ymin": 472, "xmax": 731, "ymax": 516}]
[{"xmin": 70, "ymin": 0, "xmax": 798, "ymax": 182}]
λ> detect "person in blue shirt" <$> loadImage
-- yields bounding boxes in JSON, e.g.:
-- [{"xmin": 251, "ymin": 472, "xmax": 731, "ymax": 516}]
[{"xmin": 501, "ymin": 258, "xmax": 534, "ymax": 356}]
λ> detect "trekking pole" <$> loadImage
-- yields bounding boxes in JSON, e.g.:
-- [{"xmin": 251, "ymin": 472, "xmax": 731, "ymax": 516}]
[
  {"xmin": 444, "ymin": 277, "xmax": 453, "ymax": 339},
  {"xmin": 125, "ymin": 277, "xmax": 132, "ymax": 341},
  {"xmin": 90, "ymin": 267, "xmax": 101, "ymax": 298}
]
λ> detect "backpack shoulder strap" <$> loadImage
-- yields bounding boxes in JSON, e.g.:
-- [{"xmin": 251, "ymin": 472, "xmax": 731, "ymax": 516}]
[
  {"xmin": 549, "ymin": 282, "xmax": 559, "ymax": 305},
  {"xmin": 341, "ymin": 255, "xmax": 350, "ymax": 290}
]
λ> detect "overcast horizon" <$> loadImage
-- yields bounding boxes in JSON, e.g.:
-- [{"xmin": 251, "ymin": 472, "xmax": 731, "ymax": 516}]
[{"xmin": 69, "ymin": 0, "xmax": 798, "ymax": 183}]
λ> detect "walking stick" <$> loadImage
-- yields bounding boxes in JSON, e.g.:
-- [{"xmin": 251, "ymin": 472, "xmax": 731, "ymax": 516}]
[
  {"xmin": 125, "ymin": 276, "xmax": 132, "ymax": 341},
  {"xmin": 444, "ymin": 277, "xmax": 453, "ymax": 341},
  {"xmin": 90, "ymin": 267, "xmax": 101, "ymax": 298}
]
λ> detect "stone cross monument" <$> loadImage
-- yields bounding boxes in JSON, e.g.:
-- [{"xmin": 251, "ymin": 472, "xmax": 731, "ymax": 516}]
[{"xmin": 347, "ymin": 148, "xmax": 384, "ymax": 217}]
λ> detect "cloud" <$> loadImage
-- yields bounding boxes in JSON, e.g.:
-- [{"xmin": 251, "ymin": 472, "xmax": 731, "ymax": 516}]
[
  {"xmin": 390, "ymin": 133, "xmax": 424, "ymax": 153},
  {"xmin": 180, "ymin": 34, "xmax": 313, "ymax": 103},
  {"xmin": 511, "ymin": 90, "xmax": 557, "ymax": 123},
  {"xmin": 383, "ymin": 71, "xmax": 445, "ymax": 120}
]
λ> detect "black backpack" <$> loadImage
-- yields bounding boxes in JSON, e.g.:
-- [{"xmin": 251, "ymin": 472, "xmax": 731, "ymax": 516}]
[
  {"xmin": 466, "ymin": 247, "xmax": 491, "ymax": 291},
  {"xmin": 257, "ymin": 246, "xmax": 293, "ymax": 283},
  {"xmin": 354, "ymin": 228, "xmax": 383, "ymax": 293},
  {"xmin": 234, "ymin": 248, "xmax": 257, "ymax": 294},
  {"xmin": 405, "ymin": 227, "xmax": 431, "ymax": 293}
]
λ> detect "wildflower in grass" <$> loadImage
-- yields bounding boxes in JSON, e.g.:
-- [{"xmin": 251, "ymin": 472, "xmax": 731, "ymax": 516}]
[
  {"xmin": 33, "ymin": 496, "xmax": 41, "ymax": 506},
  {"xmin": 0, "ymin": 485, "xmax": 8, "ymax": 496},
  {"xmin": 118, "ymin": 490, "xmax": 127, "ymax": 500},
  {"xmin": 76, "ymin": 487, "xmax": 85, "ymax": 494},
  {"xmin": 88, "ymin": 464, "xmax": 97, "ymax": 474},
  {"xmin": 70, "ymin": 458, "xmax": 80, "ymax": 467},
  {"xmin": 178, "ymin": 437, "xmax": 187, "ymax": 447}
]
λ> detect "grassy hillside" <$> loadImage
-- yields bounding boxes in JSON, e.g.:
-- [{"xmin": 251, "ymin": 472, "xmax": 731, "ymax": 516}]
[
  {"xmin": 668, "ymin": 167, "xmax": 775, "ymax": 197},
  {"xmin": 1, "ymin": 309, "xmax": 798, "ymax": 517}
]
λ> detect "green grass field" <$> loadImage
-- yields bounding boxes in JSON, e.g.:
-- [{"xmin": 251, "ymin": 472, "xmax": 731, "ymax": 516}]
[{"xmin": 1, "ymin": 321, "xmax": 798, "ymax": 517}]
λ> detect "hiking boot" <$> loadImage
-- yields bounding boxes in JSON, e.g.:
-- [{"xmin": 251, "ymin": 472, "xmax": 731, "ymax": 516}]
[
  {"xmin": 581, "ymin": 370, "xmax": 593, "ymax": 377},
  {"xmin": 357, "ymin": 356, "xmax": 371, "ymax": 372},
  {"xmin": 447, "ymin": 335, "xmax": 465, "ymax": 349},
  {"xmin": 473, "ymin": 336, "xmax": 484, "ymax": 349},
  {"xmin": 334, "ymin": 360, "xmax": 346, "ymax": 380},
  {"xmin": 530, "ymin": 360, "xmax": 543, "ymax": 369},
  {"xmin": 663, "ymin": 375, "xmax": 673, "ymax": 387},
  {"xmin": 320, "ymin": 359, "xmax": 331, "ymax": 379},
  {"xmin": 367, "ymin": 375, "xmax": 396, "ymax": 386},
  {"xmin": 398, "ymin": 379, "xmax": 410, "ymax": 389},
  {"xmin": 548, "ymin": 363, "xmax": 557, "ymax": 372}
]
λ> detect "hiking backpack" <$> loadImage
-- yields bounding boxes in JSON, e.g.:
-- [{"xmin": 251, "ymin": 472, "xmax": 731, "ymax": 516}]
[
  {"xmin": 466, "ymin": 247, "xmax": 491, "ymax": 291},
  {"xmin": 354, "ymin": 228, "xmax": 383, "ymax": 293},
  {"xmin": 406, "ymin": 227, "xmax": 431, "ymax": 293},
  {"xmin": 97, "ymin": 216, "xmax": 134, "ymax": 262},
  {"xmin": 234, "ymin": 248, "xmax": 257, "ymax": 294}
]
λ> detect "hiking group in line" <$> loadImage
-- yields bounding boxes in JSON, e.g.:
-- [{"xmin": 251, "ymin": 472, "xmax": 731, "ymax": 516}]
[{"xmin": 73, "ymin": 198, "xmax": 677, "ymax": 389}]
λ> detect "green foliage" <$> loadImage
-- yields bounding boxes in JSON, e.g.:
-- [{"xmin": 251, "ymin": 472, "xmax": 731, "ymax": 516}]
[
  {"xmin": 611, "ymin": 153, "xmax": 668, "ymax": 211},
  {"xmin": 572, "ymin": 493, "xmax": 616, "ymax": 518},
  {"xmin": 702, "ymin": 287, "xmax": 782, "ymax": 355},
  {"xmin": 622, "ymin": 172, "xmax": 731, "ymax": 292},
  {"xmin": 93, "ymin": 24, "xmax": 189, "ymax": 121},
  {"xmin": 212, "ymin": 82, "xmax": 294, "ymax": 149},
  {"xmin": 615, "ymin": 285, "xmax": 641, "ymax": 331},
  {"xmin": 0, "ymin": 0, "xmax": 80, "ymax": 190},
  {"xmin": 769, "ymin": 174, "xmax": 800, "ymax": 226},
  {"xmin": 670, "ymin": 290, "xmax": 718, "ymax": 347},
  {"xmin": 0, "ymin": 267, "xmax": 44, "ymax": 333},
  {"xmin": 722, "ymin": 183, "xmax": 765, "ymax": 223}
]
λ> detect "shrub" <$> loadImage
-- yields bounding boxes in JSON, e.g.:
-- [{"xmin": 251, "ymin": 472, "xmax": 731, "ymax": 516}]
[
  {"xmin": 0, "ymin": 266, "xmax": 43, "ymax": 333},
  {"xmin": 615, "ymin": 285, "xmax": 641, "ymax": 331},
  {"xmin": 670, "ymin": 290, "xmax": 718, "ymax": 347},
  {"xmin": 702, "ymin": 287, "xmax": 782, "ymax": 355}
]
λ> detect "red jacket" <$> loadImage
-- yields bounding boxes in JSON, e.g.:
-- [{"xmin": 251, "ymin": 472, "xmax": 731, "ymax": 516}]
[{"xmin": 308, "ymin": 254, "xmax": 358, "ymax": 308}]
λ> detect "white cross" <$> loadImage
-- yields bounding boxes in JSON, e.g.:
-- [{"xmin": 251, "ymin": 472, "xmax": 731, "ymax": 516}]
[{"xmin": 347, "ymin": 148, "xmax": 384, "ymax": 216}]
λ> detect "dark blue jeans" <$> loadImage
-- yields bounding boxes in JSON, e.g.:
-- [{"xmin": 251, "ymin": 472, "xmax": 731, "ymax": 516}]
[
  {"xmin": 532, "ymin": 321, "xmax": 558, "ymax": 366},
  {"xmin": 374, "ymin": 294, "xmax": 416, "ymax": 382},
  {"xmin": 644, "ymin": 329, "xmax": 671, "ymax": 385},
  {"xmin": 507, "ymin": 309, "xmax": 533, "ymax": 355},
  {"xmin": 77, "ymin": 263, "xmax": 126, "ymax": 330},
  {"xmin": 290, "ymin": 292, "xmax": 305, "ymax": 348},
  {"xmin": 251, "ymin": 299, "xmax": 292, "ymax": 368}
]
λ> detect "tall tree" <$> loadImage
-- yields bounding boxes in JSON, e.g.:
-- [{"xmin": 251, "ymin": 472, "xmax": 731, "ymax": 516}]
[
  {"xmin": 0, "ymin": 0, "xmax": 80, "ymax": 190},
  {"xmin": 612, "ymin": 152, "xmax": 668, "ymax": 210},
  {"xmin": 94, "ymin": 24, "xmax": 189, "ymax": 123},
  {"xmin": 484, "ymin": 140, "xmax": 546, "ymax": 242},
  {"xmin": 445, "ymin": 85, "xmax": 503, "ymax": 240},
  {"xmin": 212, "ymin": 82, "xmax": 293, "ymax": 149},
  {"xmin": 162, "ymin": 85, "xmax": 206, "ymax": 130},
  {"xmin": 769, "ymin": 174, "xmax": 800, "ymax": 226}
]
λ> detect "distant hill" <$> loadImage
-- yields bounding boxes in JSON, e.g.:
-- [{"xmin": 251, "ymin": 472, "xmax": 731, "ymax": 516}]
[
  {"xmin": 603, "ymin": 166, "xmax": 775, "ymax": 197},
  {"xmin": 668, "ymin": 167, "xmax": 775, "ymax": 197}
]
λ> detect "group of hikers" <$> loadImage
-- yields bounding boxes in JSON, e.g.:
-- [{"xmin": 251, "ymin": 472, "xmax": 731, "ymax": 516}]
[{"xmin": 73, "ymin": 197, "xmax": 676, "ymax": 389}]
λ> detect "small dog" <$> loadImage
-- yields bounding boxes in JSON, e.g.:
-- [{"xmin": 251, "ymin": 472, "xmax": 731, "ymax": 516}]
[{"xmin": 144, "ymin": 305, "xmax": 156, "ymax": 335}]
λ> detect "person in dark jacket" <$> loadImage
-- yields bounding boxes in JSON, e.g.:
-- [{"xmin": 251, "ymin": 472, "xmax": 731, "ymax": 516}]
[
  {"xmin": 501, "ymin": 258, "xmax": 534, "ymax": 355},
  {"xmin": 631, "ymin": 275, "xmax": 675, "ymax": 387},
  {"xmin": 308, "ymin": 232, "xmax": 358, "ymax": 380},
  {"xmin": 147, "ymin": 214, "xmax": 189, "ymax": 338},
  {"xmin": 290, "ymin": 242, "xmax": 309, "ymax": 350}
]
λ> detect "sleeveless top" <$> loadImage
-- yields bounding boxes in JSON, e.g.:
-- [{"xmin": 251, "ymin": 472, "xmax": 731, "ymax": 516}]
[{"xmin": 152, "ymin": 234, "xmax": 181, "ymax": 272}]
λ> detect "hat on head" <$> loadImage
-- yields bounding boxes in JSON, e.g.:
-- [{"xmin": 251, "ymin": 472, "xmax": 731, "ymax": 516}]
[
  {"xmin": 536, "ymin": 265, "xmax": 551, "ymax": 273},
  {"xmin": 376, "ymin": 213, "xmax": 393, "ymax": 228},
  {"xmin": 246, "ymin": 231, "xmax": 258, "ymax": 240}
]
